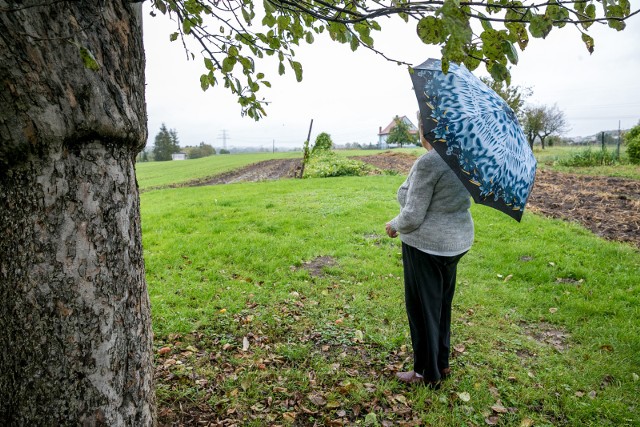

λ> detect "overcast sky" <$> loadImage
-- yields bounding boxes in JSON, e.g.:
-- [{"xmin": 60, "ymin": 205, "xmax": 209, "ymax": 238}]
[{"xmin": 142, "ymin": 3, "xmax": 640, "ymax": 149}]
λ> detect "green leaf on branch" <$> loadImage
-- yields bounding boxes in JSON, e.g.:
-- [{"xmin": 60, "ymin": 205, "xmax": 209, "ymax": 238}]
[
  {"xmin": 154, "ymin": 0, "xmax": 166, "ymax": 14},
  {"xmin": 263, "ymin": 0, "xmax": 276, "ymax": 14},
  {"xmin": 581, "ymin": 32, "xmax": 595, "ymax": 53},
  {"xmin": 529, "ymin": 14, "xmax": 553, "ymax": 38},
  {"xmin": 183, "ymin": 18, "xmax": 193, "ymax": 35},
  {"xmin": 277, "ymin": 15, "xmax": 291, "ymax": 33},
  {"xmin": 480, "ymin": 29, "xmax": 507, "ymax": 63},
  {"xmin": 462, "ymin": 45, "xmax": 482, "ymax": 71},
  {"xmin": 262, "ymin": 13, "xmax": 276, "ymax": 28},
  {"xmin": 478, "ymin": 12, "xmax": 493, "ymax": 32},
  {"xmin": 350, "ymin": 37, "xmax": 359, "ymax": 52},
  {"xmin": 502, "ymin": 40, "xmax": 518, "ymax": 65},
  {"xmin": 200, "ymin": 74, "xmax": 209, "ymax": 91},
  {"xmin": 278, "ymin": 61, "xmax": 285, "ymax": 76},
  {"xmin": 506, "ymin": 21, "xmax": 529, "ymax": 50},
  {"xmin": 289, "ymin": 60, "xmax": 303, "ymax": 82},
  {"xmin": 305, "ymin": 32, "xmax": 315, "ymax": 44},
  {"xmin": 417, "ymin": 16, "xmax": 447, "ymax": 45},
  {"xmin": 222, "ymin": 56, "xmax": 236, "ymax": 73},
  {"xmin": 241, "ymin": 7, "xmax": 254, "ymax": 24},
  {"xmin": 581, "ymin": 4, "xmax": 596, "ymax": 30},
  {"xmin": 169, "ymin": 32, "xmax": 178, "ymax": 42},
  {"xmin": 547, "ymin": 3, "xmax": 569, "ymax": 28},
  {"xmin": 204, "ymin": 57, "xmax": 214, "ymax": 71},
  {"xmin": 489, "ymin": 61, "xmax": 510, "ymax": 84}
]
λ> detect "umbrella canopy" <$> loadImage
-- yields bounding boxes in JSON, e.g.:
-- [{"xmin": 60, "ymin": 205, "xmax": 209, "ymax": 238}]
[{"xmin": 410, "ymin": 58, "xmax": 537, "ymax": 222}]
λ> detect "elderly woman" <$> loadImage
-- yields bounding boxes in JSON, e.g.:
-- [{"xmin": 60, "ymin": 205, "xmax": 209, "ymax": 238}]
[{"xmin": 385, "ymin": 131, "xmax": 474, "ymax": 388}]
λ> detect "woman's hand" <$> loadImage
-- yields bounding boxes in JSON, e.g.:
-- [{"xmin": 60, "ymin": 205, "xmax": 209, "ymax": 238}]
[{"xmin": 385, "ymin": 223, "xmax": 398, "ymax": 238}]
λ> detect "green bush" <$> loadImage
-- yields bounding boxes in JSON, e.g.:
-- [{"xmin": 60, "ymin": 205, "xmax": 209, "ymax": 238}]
[
  {"xmin": 304, "ymin": 152, "xmax": 372, "ymax": 178},
  {"xmin": 557, "ymin": 147, "xmax": 618, "ymax": 167},
  {"xmin": 311, "ymin": 132, "xmax": 334, "ymax": 156},
  {"xmin": 627, "ymin": 137, "xmax": 640, "ymax": 164}
]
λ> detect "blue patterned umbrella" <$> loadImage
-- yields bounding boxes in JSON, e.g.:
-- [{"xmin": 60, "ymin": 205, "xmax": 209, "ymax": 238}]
[{"xmin": 410, "ymin": 58, "xmax": 537, "ymax": 222}]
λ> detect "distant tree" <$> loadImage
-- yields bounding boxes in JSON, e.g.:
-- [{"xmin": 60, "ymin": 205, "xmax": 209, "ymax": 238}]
[
  {"xmin": 312, "ymin": 132, "xmax": 333, "ymax": 155},
  {"xmin": 546, "ymin": 135, "xmax": 564, "ymax": 147},
  {"xmin": 522, "ymin": 104, "xmax": 569, "ymax": 150},
  {"xmin": 185, "ymin": 142, "xmax": 216, "ymax": 159},
  {"xmin": 480, "ymin": 77, "xmax": 531, "ymax": 120},
  {"xmin": 386, "ymin": 116, "xmax": 418, "ymax": 148},
  {"xmin": 219, "ymin": 148, "xmax": 231, "ymax": 154},
  {"xmin": 153, "ymin": 124, "xmax": 180, "ymax": 161}
]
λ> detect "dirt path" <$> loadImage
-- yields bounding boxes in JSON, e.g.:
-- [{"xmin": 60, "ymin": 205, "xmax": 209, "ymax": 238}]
[
  {"xmin": 527, "ymin": 169, "xmax": 640, "ymax": 247},
  {"xmin": 195, "ymin": 152, "xmax": 640, "ymax": 248},
  {"xmin": 195, "ymin": 158, "xmax": 302, "ymax": 185}
]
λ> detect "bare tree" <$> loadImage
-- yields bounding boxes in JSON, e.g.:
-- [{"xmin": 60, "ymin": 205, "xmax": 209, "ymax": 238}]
[{"xmin": 523, "ymin": 104, "xmax": 569, "ymax": 149}]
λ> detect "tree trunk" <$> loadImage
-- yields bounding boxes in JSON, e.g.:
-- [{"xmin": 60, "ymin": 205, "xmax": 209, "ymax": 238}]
[{"xmin": 0, "ymin": 1, "xmax": 155, "ymax": 425}]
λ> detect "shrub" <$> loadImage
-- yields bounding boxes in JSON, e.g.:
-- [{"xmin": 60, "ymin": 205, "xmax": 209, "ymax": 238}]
[
  {"xmin": 311, "ymin": 132, "xmax": 333, "ymax": 156},
  {"xmin": 557, "ymin": 147, "xmax": 618, "ymax": 167},
  {"xmin": 627, "ymin": 137, "xmax": 640, "ymax": 164},
  {"xmin": 304, "ymin": 152, "xmax": 372, "ymax": 178}
]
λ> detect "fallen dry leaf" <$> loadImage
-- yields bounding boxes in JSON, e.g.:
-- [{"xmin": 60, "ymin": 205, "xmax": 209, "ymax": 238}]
[
  {"xmin": 485, "ymin": 415, "xmax": 499, "ymax": 425},
  {"xmin": 453, "ymin": 344, "xmax": 466, "ymax": 354},
  {"xmin": 158, "ymin": 346, "xmax": 172, "ymax": 355},
  {"xmin": 393, "ymin": 394, "xmax": 408, "ymax": 405},
  {"xmin": 308, "ymin": 392, "xmax": 327, "ymax": 406},
  {"xmin": 491, "ymin": 403, "xmax": 508, "ymax": 414},
  {"xmin": 282, "ymin": 412, "xmax": 296, "ymax": 422}
]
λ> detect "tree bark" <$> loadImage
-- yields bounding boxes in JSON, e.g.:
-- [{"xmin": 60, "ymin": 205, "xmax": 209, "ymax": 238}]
[{"xmin": 0, "ymin": 1, "xmax": 155, "ymax": 425}]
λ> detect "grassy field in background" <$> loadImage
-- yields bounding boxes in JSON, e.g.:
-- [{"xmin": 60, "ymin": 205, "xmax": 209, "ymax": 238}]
[
  {"xmin": 138, "ymin": 154, "xmax": 639, "ymax": 426},
  {"xmin": 534, "ymin": 145, "xmax": 640, "ymax": 180},
  {"xmin": 135, "ymin": 151, "xmax": 302, "ymax": 190}
]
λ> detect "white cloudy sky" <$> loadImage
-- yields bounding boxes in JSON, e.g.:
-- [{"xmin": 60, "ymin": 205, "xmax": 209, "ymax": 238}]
[{"xmin": 143, "ymin": 2, "xmax": 640, "ymax": 149}]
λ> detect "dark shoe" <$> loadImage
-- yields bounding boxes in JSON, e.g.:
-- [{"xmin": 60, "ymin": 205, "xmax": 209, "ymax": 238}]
[
  {"xmin": 395, "ymin": 371, "xmax": 424, "ymax": 384},
  {"xmin": 440, "ymin": 367, "xmax": 451, "ymax": 380}
]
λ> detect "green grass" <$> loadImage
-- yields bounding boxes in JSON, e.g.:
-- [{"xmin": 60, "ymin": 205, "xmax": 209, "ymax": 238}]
[{"xmin": 141, "ymin": 173, "xmax": 639, "ymax": 426}]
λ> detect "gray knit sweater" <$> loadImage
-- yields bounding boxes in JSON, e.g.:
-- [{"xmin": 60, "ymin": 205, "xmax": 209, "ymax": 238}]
[{"xmin": 388, "ymin": 150, "xmax": 474, "ymax": 256}]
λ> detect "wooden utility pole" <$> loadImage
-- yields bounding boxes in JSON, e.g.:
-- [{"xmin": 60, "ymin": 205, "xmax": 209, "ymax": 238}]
[{"xmin": 299, "ymin": 119, "xmax": 313, "ymax": 178}]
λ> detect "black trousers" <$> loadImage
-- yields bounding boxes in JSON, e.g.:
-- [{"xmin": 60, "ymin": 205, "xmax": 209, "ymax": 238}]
[{"xmin": 401, "ymin": 242, "xmax": 466, "ymax": 381}]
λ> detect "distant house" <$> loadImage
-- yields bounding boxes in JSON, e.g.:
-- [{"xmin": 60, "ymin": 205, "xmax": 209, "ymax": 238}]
[
  {"xmin": 171, "ymin": 152, "xmax": 187, "ymax": 161},
  {"xmin": 377, "ymin": 115, "xmax": 418, "ymax": 148}
]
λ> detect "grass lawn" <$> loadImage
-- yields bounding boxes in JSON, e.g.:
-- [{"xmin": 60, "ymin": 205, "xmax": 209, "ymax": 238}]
[{"xmin": 140, "ymin": 171, "xmax": 639, "ymax": 426}]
